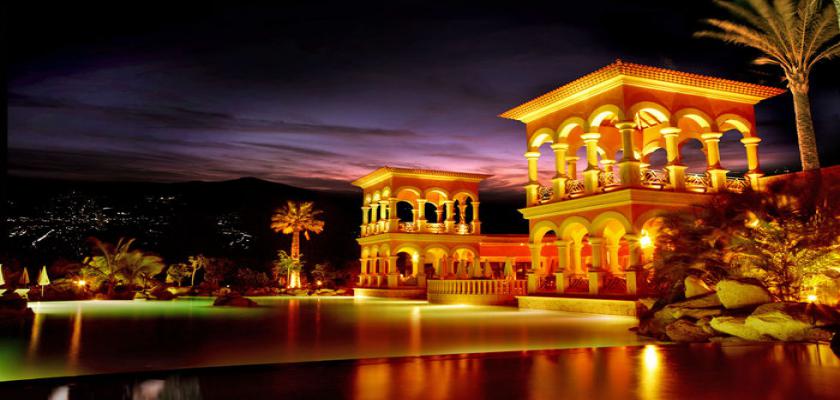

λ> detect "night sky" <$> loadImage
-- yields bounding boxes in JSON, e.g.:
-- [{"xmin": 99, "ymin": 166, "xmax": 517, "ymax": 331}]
[{"xmin": 7, "ymin": 1, "xmax": 840, "ymax": 193}]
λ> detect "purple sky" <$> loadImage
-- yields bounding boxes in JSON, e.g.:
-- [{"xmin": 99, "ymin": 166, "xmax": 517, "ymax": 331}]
[{"xmin": 8, "ymin": 1, "xmax": 839, "ymax": 193}]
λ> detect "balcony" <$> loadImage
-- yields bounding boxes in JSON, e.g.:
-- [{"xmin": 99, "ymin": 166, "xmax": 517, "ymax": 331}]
[
  {"xmin": 533, "ymin": 168, "xmax": 755, "ymax": 206},
  {"xmin": 361, "ymin": 221, "xmax": 474, "ymax": 237}
]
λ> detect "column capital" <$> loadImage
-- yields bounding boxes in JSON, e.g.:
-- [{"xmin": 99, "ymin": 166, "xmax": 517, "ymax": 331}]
[
  {"xmin": 361, "ymin": 205, "xmax": 370, "ymax": 210},
  {"xmin": 660, "ymin": 127, "xmax": 681, "ymax": 137},
  {"xmin": 581, "ymin": 132, "xmax": 601, "ymax": 142},
  {"xmin": 740, "ymin": 137, "xmax": 761, "ymax": 145},
  {"xmin": 554, "ymin": 239, "xmax": 571, "ymax": 247},
  {"xmin": 471, "ymin": 201, "xmax": 480, "ymax": 206},
  {"xmin": 550, "ymin": 142, "xmax": 570, "ymax": 151},
  {"xmin": 700, "ymin": 132, "xmax": 723, "ymax": 141},
  {"xmin": 524, "ymin": 151, "xmax": 541, "ymax": 159},
  {"xmin": 588, "ymin": 236, "xmax": 604, "ymax": 245},
  {"xmin": 566, "ymin": 156, "xmax": 580, "ymax": 161},
  {"xmin": 416, "ymin": 198, "xmax": 427, "ymax": 204}
]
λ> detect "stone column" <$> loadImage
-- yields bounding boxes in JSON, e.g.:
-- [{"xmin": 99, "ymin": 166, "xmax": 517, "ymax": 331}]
[
  {"xmin": 624, "ymin": 234, "xmax": 641, "ymax": 295},
  {"xmin": 606, "ymin": 241, "xmax": 620, "ymax": 274},
  {"xmin": 377, "ymin": 257, "xmax": 386, "ymax": 287},
  {"xmin": 567, "ymin": 156, "xmax": 579, "ymax": 180},
  {"xmin": 661, "ymin": 127, "xmax": 686, "ymax": 191},
  {"xmin": 444, "ymin": 200, "xmax": 455, "ymax": 233},
  {"xmin": 572, "ymin": 240, "xmax": 583, "ymax": 274},
  {"xmin": 358, "ymin": 258, "xmax": 368, "ymax": 286},
  {"xmin": 555, "ymin": 240, "xmax": 570, "ymax": 293},
  {"xmin": 387, "ymin": 255, "xmax": 399, "ymax": 288},
  {"xmin": 360, "ymin": 206, "xmax": 370, "ymax": 236},
  {"xmin": 615, "ymin": 121, "xmax": 641, "ymax": 187},
  {"xmin": 370, "ymin": 203, "xmax": 379, "ymax": 224},
  {"xmin": 416, "ymin": 199, "xmax": 427, "ymax": 231},
  {"xmin": 529, "ymin": 243, "xmax": 542, "ymax": 274},
  {"xmin": 458, "ymin": 203, "xmax": 467, "ymax": 224},
  {"xmin": 581, "ymin": 133, "xmax": 601, "ymax": 194},
  {"xmin": 471, "ymin": 201, "xmax": 481, "ymax": 234},
  {"xmin": 702, "ymin": 132, "xmax": 728, "ymax": 192},
  {"xmin": 551, "ymin": 143, "xmax": 569, "ymax": 200},
  {"xmin": 524, "ymin": 151, "xmax": 541, "ymax": 206},
  {"xmin": 741, "ymin": 137, "xmax": 763, "ymax": 190},
  {"xmin": 381, "ymin": 200, "xmax": 391, "ymax": 232},
  {"xmin": 417, "ymin": 255, "xmax": 427, "ymax": 288},
  {"xmin": 587, "ymin": 237, "xmax": 604, "ymax": 295}
]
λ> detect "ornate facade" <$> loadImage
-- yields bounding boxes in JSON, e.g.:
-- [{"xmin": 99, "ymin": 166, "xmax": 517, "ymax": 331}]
[
  {"xmin": 501, "ymin": 60, "xmax": 784, "ymax": 296},
  {"xmin": 354, "ymin": 61, "xmax": 784, "ymax": 303}
]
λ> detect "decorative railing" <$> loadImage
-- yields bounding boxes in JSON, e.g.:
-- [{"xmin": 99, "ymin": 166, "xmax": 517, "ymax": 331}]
[
  {"xmin": 567, "ymin": 274, "xmax": 589, "ymax": 292},
  {"xmin": 599, "ymin": 170, "xmax": 620, "ymax": 187},
  {"xmin": 426, "ymin": 223, "xmax": 445, "ymax": 234},
  {"xmin": 456, "ymin": 223, "xmax": 472, "ymax": 235},
  {"xmin": 398, "ymin": 222, "xmax": 417, "ymax": 233},
  {"xmin": 427, "ymin": 279, "xmax": 526, "ymax": 296},
  {"xmin": 602, "ymin": 275, "xmax": 627, "ymax": 293},
  {"xmin": 685, "ymin": 173, "xmax": 710, "ymax": 191},
  {"xmin": 566, "ymin": 179, "xmax": 585, "ymax": 195},
  {"xmin": 537, "ymin": 185, "xmax": 554, "ymax": 203},
  {"xmin": 641, "ymin": 168, "xmax": 667, "ymax": 187},
  {"xmin": 726, "ymin": 177, "xmax": 750, "ymax": 193}
]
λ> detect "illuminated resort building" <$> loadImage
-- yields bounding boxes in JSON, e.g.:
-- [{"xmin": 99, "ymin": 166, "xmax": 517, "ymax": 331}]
[{"xmin": 354, "ymin": 61, "xmax": 784, "ymax": 308}]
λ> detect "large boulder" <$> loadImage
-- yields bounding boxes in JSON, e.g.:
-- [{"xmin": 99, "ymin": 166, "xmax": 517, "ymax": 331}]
[
  {"xmin": 710, "ymin": 316, "xmax": 765, "ymax": 341},
  {"xmin": 667, "ymin": 306, "xmax": 722, "ymax": 320},
  {"xmin": 715, "ymin": 280, "xmax": 772, "ymax": 309},
  {"xmin": 671, "ymin": 292, "xmax": 721, "ymax": 308},
  {"xmin": 213, "ymin": 294, "xmax": 258, "ymax": 307},
  {"xmin": 745, "ymin": 302, "xmax": 840, "ymax": 341},
  {"xmin": 665, "ymin": 319, "xmax": 713, "ymax": 342},
  {"xmin": 684, "ymin": 276, "xmax": 713, "ymax": 298}
]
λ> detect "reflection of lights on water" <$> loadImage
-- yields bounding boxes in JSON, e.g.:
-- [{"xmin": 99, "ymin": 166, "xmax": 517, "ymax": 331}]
[
  {"xmin": 640, "ymin": 345, "xmax": 661, "ymax": 400},
  {"xmin": 643, "ymin": 345, "xmax": 660, "ymax": 371}
]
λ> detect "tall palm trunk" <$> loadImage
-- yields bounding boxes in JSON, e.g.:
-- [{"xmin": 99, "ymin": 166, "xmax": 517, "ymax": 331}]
[
  {"xmin": 788, "ymin": 74, "xmax": 821, "ymax": 170},
  {"xmin": 288, "ymin": 230, "xmax": 300, "ymax": 287}
]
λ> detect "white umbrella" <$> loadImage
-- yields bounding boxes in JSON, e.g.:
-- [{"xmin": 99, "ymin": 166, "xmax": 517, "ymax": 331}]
[
  {"xmin": 503, "ymin": 259, "xmax": 515, "ymax": 280},
  {"xmin": 456, "ymin": 259, "xmax": 467, "ymax": 278},
  {"xmin": 471, "ymin": 260, "xmax": 483, "ymax": 278},
  {"xmin": 0, "ymin": 264, "xmax": 5, "ymax": 287},
  {"xmin": 38, "ymin": 266, "xmax": 50, "ymax": 297},
  {"xmin": 483, "ymin": 261, "xmax": 493, "ymax": 279},
  {"xmin": 19, "ymin": 267, "xmax": 30, "ymax": 286}
]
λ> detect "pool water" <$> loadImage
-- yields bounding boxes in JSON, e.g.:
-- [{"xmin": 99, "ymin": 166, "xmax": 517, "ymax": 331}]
[{"xmin": 0, "ymin": 296, "xmax": 644, "ymax": 381}]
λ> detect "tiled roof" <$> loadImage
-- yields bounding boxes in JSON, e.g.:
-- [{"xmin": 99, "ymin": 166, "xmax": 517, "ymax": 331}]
[{"xmin": 499, "ymin": 60, "xmax": 786, "ymax": 121}]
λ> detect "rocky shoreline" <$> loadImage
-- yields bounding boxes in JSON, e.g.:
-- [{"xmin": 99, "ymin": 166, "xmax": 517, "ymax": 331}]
[{"xmin": 637, "ymin": 277, "xmax": 839, "ymax": 343}]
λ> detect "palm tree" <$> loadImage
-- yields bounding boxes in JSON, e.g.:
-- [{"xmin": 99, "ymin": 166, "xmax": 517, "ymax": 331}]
[
  {"xmin": 187, "ymin": 254, "xmax": 208, "ymax": 287},
  {"xmin": 270, "ymin": 201, "xmax": 325, "ymax": 287},
  {"xmin": 696, "ymin": 0, "xmax": 840, "ymax": 171},
  {"xmin": 82, "ymin": 237, "xmax": 165, "ymax": 296}
]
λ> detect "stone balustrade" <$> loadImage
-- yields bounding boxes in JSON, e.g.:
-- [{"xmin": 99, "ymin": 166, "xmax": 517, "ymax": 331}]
[{"xmin": 427, "ymin": 279, "xmax": 526, "ymax": 305}]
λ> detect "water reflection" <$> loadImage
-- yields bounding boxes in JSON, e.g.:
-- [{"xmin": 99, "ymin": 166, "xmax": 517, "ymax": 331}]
[
  {"xmin": 7, "ymin": 344, "xmax": 838, "ymax": 399},
  {"xmin": 5, "ymin": 297, "xmax": 642, "ymax": 381}
]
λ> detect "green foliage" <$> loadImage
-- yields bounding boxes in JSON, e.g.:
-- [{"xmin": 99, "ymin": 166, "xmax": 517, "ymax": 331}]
[
  {"xmin": 202, "ymin": 257, "xmax": 236, "ymax": 286},
  {"xmin": 234, "ymin": 268, "xmax": 272, "ymax": 289},
  {"xmin": 187, "ymin": 254, "xmax": 208, "ymax": 287},
  {"xmin": 81, "ymin": 237, "xmax": 165, "ymax": 294},
  {"xmin": 272, "ymin": 250, "xmax": 302, "ymax": 281},
  {"xmin": 650, "ymin": 173, "xmax": 840, "ymax": 302},
  {"xmin": 167, "ymin": 263, "xmax": 190, "ymax": 287}
]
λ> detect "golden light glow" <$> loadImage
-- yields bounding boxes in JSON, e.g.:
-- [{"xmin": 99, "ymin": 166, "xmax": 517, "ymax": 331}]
[
  {"xmin": 807, "ymin": 294, "xmax": 817, "ymax": 303},
  {"xmin": 412, "ymin": 254, "xmax": 419, "ymax": 263},
  {"xmin": 76, "ymin": 280, "xmax": 86, "ymax": 287},
  {"xmin": 639, "ymin": 230, "xmax": 653, "ymax": 249},
  {"xmin": 316, "ymin": 280, "xmax": 323, "ymax": 287}
]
